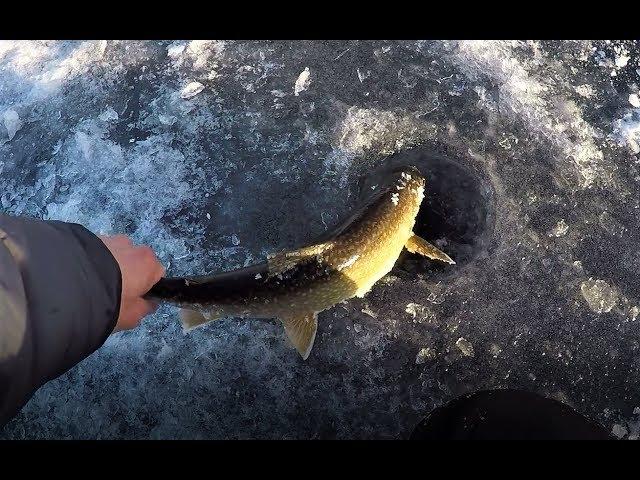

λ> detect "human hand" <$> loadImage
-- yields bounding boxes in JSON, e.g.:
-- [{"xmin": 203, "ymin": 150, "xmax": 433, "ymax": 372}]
[{"xmin": 99, "ymin": 235, "xmax": 165, "ymax": 332}]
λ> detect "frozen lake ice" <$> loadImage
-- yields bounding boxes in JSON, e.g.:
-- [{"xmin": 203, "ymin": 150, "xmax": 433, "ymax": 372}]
[{"xmin": 1, "ymin": 40, "xmax": 640, "ymax": 439}]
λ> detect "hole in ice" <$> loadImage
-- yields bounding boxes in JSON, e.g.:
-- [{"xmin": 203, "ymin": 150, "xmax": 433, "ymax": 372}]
[{"xmin": 358, "ymin": 145, "xmax": 496, "ymax": 276}]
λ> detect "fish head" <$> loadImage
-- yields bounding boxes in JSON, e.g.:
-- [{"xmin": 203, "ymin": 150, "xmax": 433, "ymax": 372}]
[{"xmin": 387, "ymin": 164, "xmax": 426, "ymax": 203}]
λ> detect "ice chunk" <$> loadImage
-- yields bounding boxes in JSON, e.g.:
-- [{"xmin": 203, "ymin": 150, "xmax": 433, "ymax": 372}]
[
  {"xmin": 615, "ymin": 54, "xmax": 630, "ymax": 68},
  {"xmin": 580, "ymin": 279, "xmax": 618, "ymax": 313},
  {"xmin": 549, "ymin": 219, "xmax": 569, "ymax": 237},
  {"xmin": 51, "ymin": 139, "xmax": 63, "ymax": 155},
  {"xmin": 167, "ymin": 42, "xmax": 186, "ymax": 58},
  {"xmin": 405, "ymin": 302, "xmax": 426, "ymax": 319},
  {"xmin": 361, "ymin": 305, "xmax": 377, "ymax": 318},
  {"xmin": 3, "ymin": 109, "xmax": 22, "ymax": 141},
  {"xmin": 294, "ymin": 67, "xmax": 311, "ymax": 96},
  {"xmin": 575, "ymin": 84, "xmax": 594, "ymax": 98},
  {"xmin": 629, "ymin": 94, "xmax": 640, "ymax": 108},
  {"xmin": 415, "ymin": 347, "xmax": 435, "ymax": 364},
  {"xmin": 612, "ymin": 423, "xmax": 628, "ymax": 439},
  {"xmin": 180, "ymin": 81, "xmax": 205, "ymax": 99},
  {"xmin": 455, "ymin": 337, "xmax": 475, "ymax": 357},
  {"xmin": 158, "ymin": 114, "xmax": 177, "ymax": 126},
  {"xmin": 613, "ymin": 110, "xmax": 640, "ymax": 154},
  {"xmin": 231, "ymin": 234, "xmax": 240, "ymax": 246},
  {"xmin": 357, "ymin": 67, "xmax": 371, "ymax": 83},
  {"xmin": 98, "ymin": 106, "xmax": 119, "ymax": 122}
]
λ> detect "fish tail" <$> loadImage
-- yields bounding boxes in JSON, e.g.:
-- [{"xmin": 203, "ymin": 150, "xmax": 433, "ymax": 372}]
[{"xmin": 145, "ymin": 277, "xmax": 192, "ymax": 300}]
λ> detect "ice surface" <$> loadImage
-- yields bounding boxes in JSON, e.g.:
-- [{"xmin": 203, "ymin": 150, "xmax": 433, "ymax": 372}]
[{"xmin": 2, "ymin": 40, "xmax": 640, "ymax": 439}]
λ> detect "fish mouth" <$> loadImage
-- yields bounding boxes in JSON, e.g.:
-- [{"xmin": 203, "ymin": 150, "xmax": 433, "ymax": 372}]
[{"xmin": 390, "ymin": 164, "xmax": 423, "ymax": 178}]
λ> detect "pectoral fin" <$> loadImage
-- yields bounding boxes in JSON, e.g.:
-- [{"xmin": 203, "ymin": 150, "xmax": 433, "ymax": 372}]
[
  {"xmin": 405, "ymin": 233, "xmax": 456, "ymax": 265},
  {"xmin": 280, "ymin": 311, "xmax": 318, "ymax": 360}
]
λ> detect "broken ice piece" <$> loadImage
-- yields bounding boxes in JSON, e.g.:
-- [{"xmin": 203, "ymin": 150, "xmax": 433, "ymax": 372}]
[
  {"xmin": 294, "ymin": 67, "xmax": 311, "ymax": 96},
  {"xmin": 98, "ymin": 106, "xmax": 119, "ymax": 122},
  {"xmin": 615, "ymin": 54, "xmax": 630, "ymax": 68},
  {"xmin": 612, "ymin": 423, "xmax": 628, "ymax": 439},
  {"xmin": 3, "ymin": 109, "xmax": 22, "ymax": 141},
  {"xmin": 167, "ymin": 41, "xmax": 186, "ymax": 58},
  {"xmin": 51, "ymin": 140, "xmax": 63, "ymax": 155},
  {"xmin": 357, "ymin": 67, "xmax": 371, "ymax": 83},
  {"xmin": 455, "ymin": 337, "xmax": 474, "ymax": 357},
  {"xmin": 549, "ymin": 219, "xmax": 569, "ymax": 237},
  {"xmin": 629, "ymin": 94, "xmax": 640, "ymax": 108},
  {"xmin": 158, "ymin": 114, "xmax": 177, "ymax": 126},
  {"xmin": 180, "ymin": 81, "xmax": 205, "ymax": 99},
  {"xmin": 231, "ymin": 234, "xmax": 240, "ymax": 246},
  {"xmin": 580, "ymin": 279, "xmax": 618, "ymax": 314},
  {"xmin": 415, "ymin": 347, "xmax": 435, "ymax": 364}
]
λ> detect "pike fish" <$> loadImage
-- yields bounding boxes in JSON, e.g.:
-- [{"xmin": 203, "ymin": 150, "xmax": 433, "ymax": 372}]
[{"xmin": 147, "ymin": 165, "xmax": 454, "ymax": 359}]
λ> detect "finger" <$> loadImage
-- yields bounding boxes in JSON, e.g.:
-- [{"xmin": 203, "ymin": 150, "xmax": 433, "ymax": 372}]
[{"xmin": 137, "ymin": 245, "xmax": 165, "ymax": 285}]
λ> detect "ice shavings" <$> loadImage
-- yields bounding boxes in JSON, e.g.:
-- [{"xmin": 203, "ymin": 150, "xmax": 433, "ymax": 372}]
[
  {"xmin": 441, "ymin": 40, "xmax": 607, "ymax": 188},
  {"xmin": 0, "ymin": 41, "xmax": 111, "ymax": 102},
  {"xmin": 4, "ymin": 119, "xmax": 210, "ymax": 271}
]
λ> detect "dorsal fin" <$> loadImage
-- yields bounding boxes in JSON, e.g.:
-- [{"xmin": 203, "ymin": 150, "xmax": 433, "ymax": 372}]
[
  {"xmin": 267, "ymin": 242, "xmax": 333, "ymax": 277},
  {"xmin": 310, "ymin": 183, "xmax": 393, "ymax": 244}
]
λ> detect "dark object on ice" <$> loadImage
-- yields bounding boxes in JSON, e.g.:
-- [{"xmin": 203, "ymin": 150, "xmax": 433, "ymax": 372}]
[{"xmin": 409, "ymin": 389, "xmax": 612, "ymax": 440}]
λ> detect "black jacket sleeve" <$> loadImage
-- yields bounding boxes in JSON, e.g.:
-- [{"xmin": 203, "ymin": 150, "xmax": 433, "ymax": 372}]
[{"xmin": 0, "ymin": 213, "xmax": 122, "ymax": 427}]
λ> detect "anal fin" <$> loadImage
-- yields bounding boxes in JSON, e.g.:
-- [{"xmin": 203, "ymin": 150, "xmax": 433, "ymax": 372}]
[
  {"xmin": 180, "ymin": 308, "xmax": 224, "ymax": 331},
  {"xmin": 405, "ymin": 233, "xmax": 456, "ymax": 265},
  {"xmin": 280, "ymin": 311, "xmax": 318, "ymax": 360}
]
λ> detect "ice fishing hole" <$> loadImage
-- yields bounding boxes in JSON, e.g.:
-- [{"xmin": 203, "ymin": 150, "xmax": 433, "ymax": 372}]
[{"xmin": 358, "ymin": 147, "xmax": 496, "ymax": 276}]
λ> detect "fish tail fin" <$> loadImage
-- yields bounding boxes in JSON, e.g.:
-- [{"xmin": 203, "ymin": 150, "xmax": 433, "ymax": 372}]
[{"xmin": 280, "ymin": 312, "xmax": 318, "ymax": 360}]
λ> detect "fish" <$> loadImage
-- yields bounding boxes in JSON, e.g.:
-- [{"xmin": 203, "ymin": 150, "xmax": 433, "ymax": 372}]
[{"xmin": 146, "ymin": 165, "xmax": 454, "ymax": 360}]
